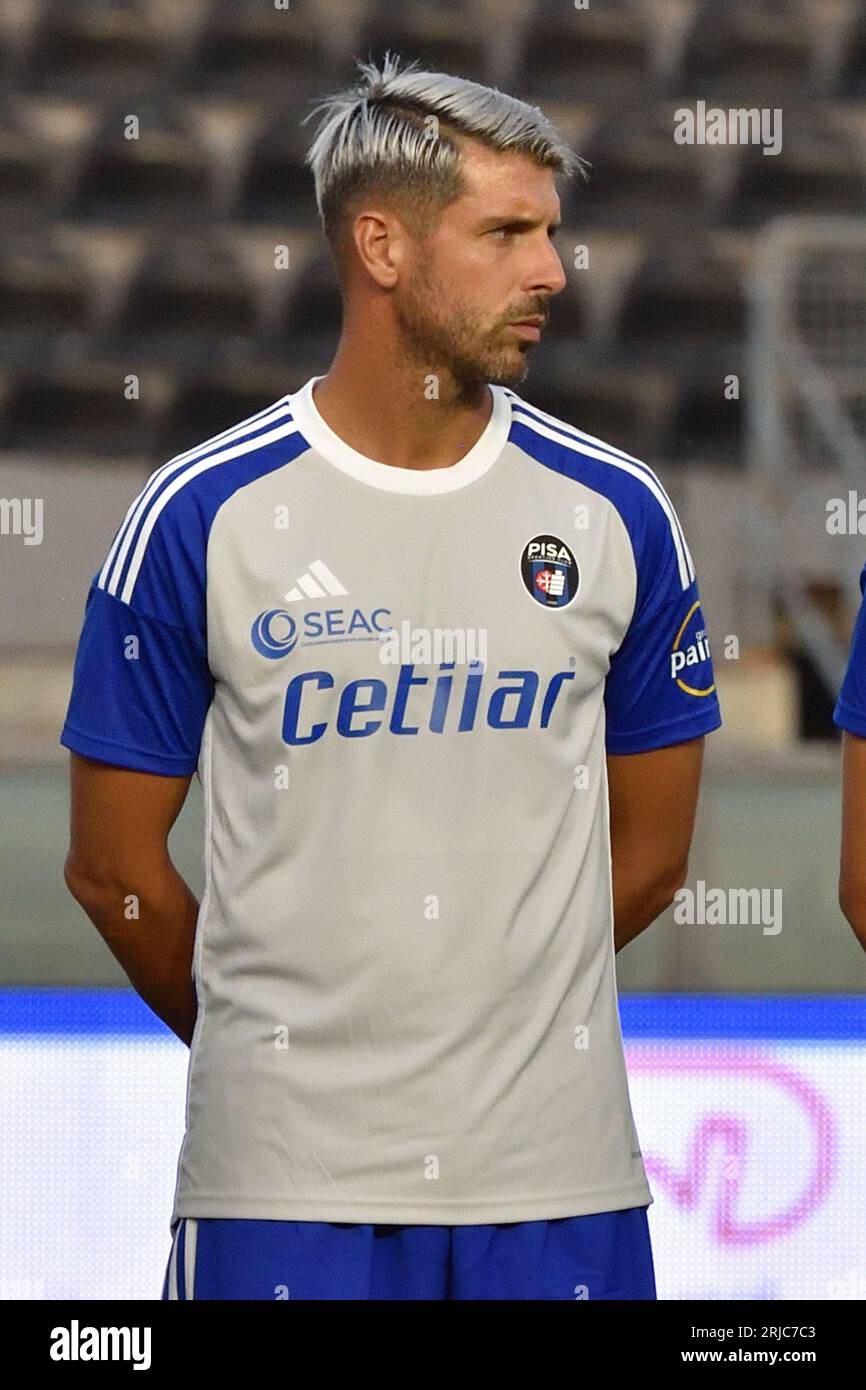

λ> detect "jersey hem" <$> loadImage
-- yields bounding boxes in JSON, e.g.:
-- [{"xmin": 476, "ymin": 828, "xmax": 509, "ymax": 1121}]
[
  {"xmin": 172, "ymin": 1181, "xmax": 654, "ymax": 1226},
  {"xmin": 605, "ymin": 705, "xmax": 722, "ymax": 754},
  {"xmin": 59, "ymin": 724, "xmax": 198, "ymax": 776},
  {"xmin": 833, "ymin": 701, "xmax": 866, "ymax": 736}
]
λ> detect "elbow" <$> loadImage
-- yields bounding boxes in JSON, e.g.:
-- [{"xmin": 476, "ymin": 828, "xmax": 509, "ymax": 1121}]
[
  {"xmin": 838, "ymin": 882, "xmax": 850, "ymax": 924},
  {"xmin": 838, "ymin": 879, "xmax": 866, "ymax": 952},
  {"xmin": 655, "ymin": 855, "xmax": 690, "ymax": 916},
  {"xmin": 63, "ymin": 851, "xmax": 91, "ymax": 904},
  {"xmin": 839, "ymin": 878, "xmax": 865, "ymax": 930},
  {"xmin": 63, "ymin": 850, "xmax": 114, "ymax": 906}
]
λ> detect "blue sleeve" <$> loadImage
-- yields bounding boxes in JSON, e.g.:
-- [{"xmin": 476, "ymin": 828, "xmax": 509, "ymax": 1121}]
[
  {"xmin": 605, "ymin": 486, "xmax": 722, "ymax": 754},
  {"xmin": 834, "ymin": 563, "xmax": 866, "ymax": 737},
  {"xmin": 59, "ymin": 469, "xmax": 214, "ymax": 776}
]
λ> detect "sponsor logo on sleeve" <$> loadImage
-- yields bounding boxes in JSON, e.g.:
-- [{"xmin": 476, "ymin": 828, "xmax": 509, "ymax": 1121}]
[{"xmin": 671, "ymin": 601, "xmax": 715, "ymax": 696}]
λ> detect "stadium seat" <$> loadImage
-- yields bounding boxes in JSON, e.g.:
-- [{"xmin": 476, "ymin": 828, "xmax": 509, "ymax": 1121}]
[
  {"xmin": 513, "ymin": 0, "xmax": 652, "ymax": 104},
  {"xmin": 615, "ymin": 240, "xmax": 746, "ymax": 365},
  {"xmin": 65, "ymin": 97, "xmax": 215, "ymax": 225},
  {"xmin": 536, "ymin": 271, "xmax": 588, "ymax": 344},
  {"xmin": 357, "ymin": 0, "xmax": 488, "ymax": 85},
  {"xmin": 100, "ymin": 232, "xmax": 260, "ymax": 370},
  {"xmin": 1, "ymin": 360, "xmax": 163, "ymax": 457},
  {"xmin": 518, "ymin": 344, "xmax": 671, "ymax": 461},
  {"xmin": 265, "ymin": 248, "xmax": 343, "ymax": 366},
  {"xmin": 568, "ymin": 108, "xmax": 715, "ymax": 230},
  {"xmin": 680, "ymin": 0, "xmax": 816, "ymax": 102},
  {"xmin": 667, "ymin": 360, "xmax": 745, "ymax": 464},
  {"xmin": 188, "ymin": 0, "xmax": 335, "ymax": 98},
  {"xmin": 158, "ymin": 364, "xmax": 303, "ymax": 461},
  {"xmin": 0, "ymin": 229, "xmax": 93, "ymax": 369},
  {"xmin": 840, "ymin": 7, "xmax": 866, "ymax": 99},
  {"xmin": 726, "ymin": 110, "xmax": 866, "ymax": 227},
  {"xmin": 0, "ymin": 97, "xmax": 59, "ymax": 229},
  {"xmin": 17, "ymin": 0, "xmax": 173, "ymax": 99},
  {"xmin": 238, "ymin": 108, "xmax": 324, "ymax": 227}
]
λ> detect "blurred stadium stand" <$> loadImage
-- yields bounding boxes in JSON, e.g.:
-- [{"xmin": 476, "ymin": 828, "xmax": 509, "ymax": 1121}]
[
  {"xmin": 0, "ymin": 0, "xmax": 865, "ymax": 988},
  {"xmin": 4, "ymin": 5, "xmax": 866, "ymax": 1309}
]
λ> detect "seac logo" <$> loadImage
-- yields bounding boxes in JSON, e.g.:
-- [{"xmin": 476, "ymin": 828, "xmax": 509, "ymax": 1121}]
[
  {"xmin": 520, "ymin": 534, "xmax": 580, "ymax": 609},
  {"xmin": 670, "ymin": 601, "xmax": 715, "ymax": 695},
  {"xmin": 252, "ymin": 605, "xmax": 393, "ymax": 659},
  {"xmin": 251, "ymin": 609, "xmax": 299, "ymax": 659}
]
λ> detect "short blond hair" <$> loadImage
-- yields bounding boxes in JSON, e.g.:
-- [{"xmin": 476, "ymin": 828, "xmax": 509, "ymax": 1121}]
[{"xmin": 303, "ymin": 50, "xmax": 587, "ymax": 264}]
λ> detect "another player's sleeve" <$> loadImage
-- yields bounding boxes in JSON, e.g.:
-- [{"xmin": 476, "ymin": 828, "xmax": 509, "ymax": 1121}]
[
  {"xmin": 604, "ymin": 478, "xmax": 722, "ymax": 754},
  {"xmin": 60, "ymin": 470, "xmax": 214, "ymax": 776},
  {"xmin": 833, "ymin": 563, "xmax": 866, "ymax": 737}
]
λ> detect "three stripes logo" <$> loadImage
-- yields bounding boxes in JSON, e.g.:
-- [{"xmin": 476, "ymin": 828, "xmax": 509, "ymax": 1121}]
[
  {"xmin": 284, "ymin": 559, "xmax": 348, "ymax": 603},
  {"xmin": 252, "ymin": 559, "xmax": 351, "ymax": 660}
]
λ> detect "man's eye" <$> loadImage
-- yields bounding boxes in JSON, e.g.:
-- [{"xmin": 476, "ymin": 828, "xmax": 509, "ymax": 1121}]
[{"xmin": 492, "ymin": 226, "xmax": 513, "ymax": 238}]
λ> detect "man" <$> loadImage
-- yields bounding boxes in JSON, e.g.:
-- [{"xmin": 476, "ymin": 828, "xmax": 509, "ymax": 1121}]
[
  {"xmin": 835, "ymin": 561, "xmax": 866, "ymax": 953},
  {"xmin": 61, "ymin": 53, "xmax": 722, "ymax": 1300}
]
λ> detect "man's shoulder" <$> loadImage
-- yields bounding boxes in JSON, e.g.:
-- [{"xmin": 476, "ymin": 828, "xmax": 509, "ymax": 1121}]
[
  {"xmin": 134, "ymin": 392, "xmax": 307, "ymax": 539},
  {"xmin": 505, "ymin": 386, "xmax": 673, "ymax": 514}
]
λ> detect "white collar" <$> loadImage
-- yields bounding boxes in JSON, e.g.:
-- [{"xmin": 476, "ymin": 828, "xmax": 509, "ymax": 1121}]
[{"xmin": 289, "ymin": 375, "xmax": 512, "ymax": 495}]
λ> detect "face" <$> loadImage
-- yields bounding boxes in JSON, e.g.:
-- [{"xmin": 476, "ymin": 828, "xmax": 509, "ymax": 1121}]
[{"xmin": 392, "ymin": 139, "xmax": 568, "ymax": 389}]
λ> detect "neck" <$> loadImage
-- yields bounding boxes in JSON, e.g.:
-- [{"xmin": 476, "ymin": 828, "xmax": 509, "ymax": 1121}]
[{"xmin": 311, "ymin": 334, "xmax": 494, "ymax": 473}]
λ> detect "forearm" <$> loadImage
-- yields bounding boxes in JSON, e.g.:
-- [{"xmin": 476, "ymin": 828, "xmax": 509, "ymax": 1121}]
[
  {"xmin": 612, "ymin": 863, "xmax": 684, "ymax": 953},
  {"xmin": 838, "ymin": 887, "xmax": 866, "ymax": 954},
  {"xmin": 64, "ymin": 855, "xmax": 200, "ymax": 1045},
  {"xmin": 839, "ymin": 733, "xmax": 866, "ymax": 955}
]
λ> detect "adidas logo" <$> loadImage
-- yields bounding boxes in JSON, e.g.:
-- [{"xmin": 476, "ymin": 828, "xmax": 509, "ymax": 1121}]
[{"xmin": 284, "ymin": 559, "xmax": 349, "ymax": 603}]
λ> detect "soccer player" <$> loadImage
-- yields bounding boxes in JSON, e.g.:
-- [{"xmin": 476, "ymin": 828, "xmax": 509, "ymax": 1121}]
[
  {"xmin": 835, "ymin": 561, "xmax": 866, "ymax": 953},
  {"xmin": 61, "ymin": 54, "xmax": 722, "ymax": 1300}
]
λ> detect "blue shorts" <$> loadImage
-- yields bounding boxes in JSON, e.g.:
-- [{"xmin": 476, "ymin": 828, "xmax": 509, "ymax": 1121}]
[{"xmin": 161, "ymin": 1206, "xmax": 656, "ymax": 1300}]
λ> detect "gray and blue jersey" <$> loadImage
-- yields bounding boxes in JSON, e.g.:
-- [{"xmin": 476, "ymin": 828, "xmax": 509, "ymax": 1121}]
[
  {"xmin": 835, "ymin": 562, "xmax": 866, "ymax": 737},
  {"xmin": 61, "ymin": 376, "xmax": 722, "ymax": 1226}
]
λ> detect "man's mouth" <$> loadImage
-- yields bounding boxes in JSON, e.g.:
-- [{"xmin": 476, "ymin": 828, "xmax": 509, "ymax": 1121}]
[{"xmin": 508, "ymin": 318, "xmax": 544, "ymax": 341}]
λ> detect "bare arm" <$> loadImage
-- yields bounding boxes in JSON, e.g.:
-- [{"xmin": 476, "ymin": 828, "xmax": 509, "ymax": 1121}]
[
  {"xmin": 63, "ymin": 752, "xmax": 200, "ymax": 1045},
  {"xmin": 606, "ymin": 737, "xmax": 706, "ymax": 953},
  {"xmin": 839, "ymin": 732, "xmax": 866, "ymax": 953}
]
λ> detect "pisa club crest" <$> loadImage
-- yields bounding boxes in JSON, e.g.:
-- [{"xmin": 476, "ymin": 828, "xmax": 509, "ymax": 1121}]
[{"xmin": 520, "ymin": 535, "xmax": 580, "ymax": 609}]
